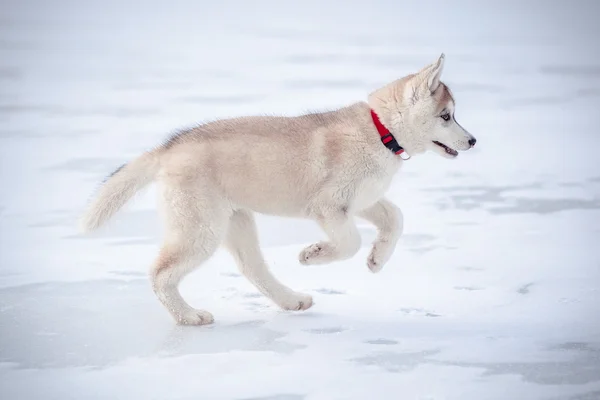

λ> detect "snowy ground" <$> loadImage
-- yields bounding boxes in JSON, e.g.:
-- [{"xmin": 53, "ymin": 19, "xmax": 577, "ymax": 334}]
[{"xmin": 1, "ymin": 1, "xmax": 600, "ymax": 399}]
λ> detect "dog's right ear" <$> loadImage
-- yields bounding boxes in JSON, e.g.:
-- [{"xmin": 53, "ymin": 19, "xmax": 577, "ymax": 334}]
[{"xmin": 406, "ymin": 54, "xmax": 446, "ymax": 103}]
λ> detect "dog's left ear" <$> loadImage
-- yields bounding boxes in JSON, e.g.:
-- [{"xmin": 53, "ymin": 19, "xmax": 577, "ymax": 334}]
[{"xmin": 426, "ymin": 53, "xmax": 445, "ymax": 93}]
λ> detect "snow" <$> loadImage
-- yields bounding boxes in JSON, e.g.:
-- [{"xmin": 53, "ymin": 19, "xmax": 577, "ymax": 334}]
[{"xmin": 1, "ymin": 1, "xmax": 600, "ymax": 399}]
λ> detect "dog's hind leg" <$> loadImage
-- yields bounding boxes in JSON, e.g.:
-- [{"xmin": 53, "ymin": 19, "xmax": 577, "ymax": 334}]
[
  {"xmin": 150, "ymin": 183, "xmax": 230, "ymax": 325},
  {"xmin": 357, "ymin": 198, "xmax": 403, "ymax": 273},
  {"xmin": 224, "ymin": 209, "xmax": 313, "ymax": 311},
  {"xmin": 299, "ymin": 208, "xmax": 361, "ymax": 265}
]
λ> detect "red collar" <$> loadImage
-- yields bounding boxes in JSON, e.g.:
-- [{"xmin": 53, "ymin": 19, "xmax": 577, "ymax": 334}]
[{"xmin": 370, "ymin": 109, "xmax": 407, "ymax": 157}]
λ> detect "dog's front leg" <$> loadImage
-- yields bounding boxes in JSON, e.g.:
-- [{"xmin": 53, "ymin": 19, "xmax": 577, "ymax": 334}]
[
  {"xmin": 358, "ymin": 198, "xmax": 404, "ymax": 273},
  {"xmin": 299, "ymin": 209, "xmax": 361, "ymax": 265}
]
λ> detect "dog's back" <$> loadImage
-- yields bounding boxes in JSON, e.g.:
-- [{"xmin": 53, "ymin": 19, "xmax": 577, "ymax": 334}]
[{"xmin": 156, "ymin": 101, "xmax": 391, "ymax": 216}]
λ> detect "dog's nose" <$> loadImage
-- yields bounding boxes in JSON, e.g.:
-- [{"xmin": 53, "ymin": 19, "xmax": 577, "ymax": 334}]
[{"xmin": 468, "ymin": 137, "xmax": 477, "ymax": 147}]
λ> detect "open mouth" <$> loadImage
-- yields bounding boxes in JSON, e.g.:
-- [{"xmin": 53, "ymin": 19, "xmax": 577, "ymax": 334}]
[{"xmin": 432, "ymin": 141, "xmax": 458, "ymax": 157}]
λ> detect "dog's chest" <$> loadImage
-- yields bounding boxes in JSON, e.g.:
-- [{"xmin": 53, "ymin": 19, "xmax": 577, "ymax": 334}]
[{"xmin": 351, "ymin": 161, "xmax": 397, "ymax": 210}]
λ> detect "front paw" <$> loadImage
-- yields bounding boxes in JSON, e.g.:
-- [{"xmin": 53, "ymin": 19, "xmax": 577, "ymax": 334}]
[
  {"xmin": 367, "ymin": 240, "xmax": 395, "ymax": 273},
  {"xmin": 299, "ymin": 242, "xmax": 335, "ymax": 265}
]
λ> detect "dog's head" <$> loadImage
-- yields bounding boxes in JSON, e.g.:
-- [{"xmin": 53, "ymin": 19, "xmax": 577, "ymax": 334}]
[{"xmin": 368, "ymin": 54, "xmax": 476, "ymax": 158}]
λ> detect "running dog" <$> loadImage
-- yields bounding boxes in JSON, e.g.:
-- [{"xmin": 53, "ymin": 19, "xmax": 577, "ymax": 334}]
[{"xmin": 80, "ymin": 54, "xmax": 477, "ymax": 325}]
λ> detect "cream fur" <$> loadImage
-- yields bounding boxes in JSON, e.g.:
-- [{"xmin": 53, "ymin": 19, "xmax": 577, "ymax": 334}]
[{"xmin": 80, "ymin": 54, "xmax": 476, "ymax": 325}]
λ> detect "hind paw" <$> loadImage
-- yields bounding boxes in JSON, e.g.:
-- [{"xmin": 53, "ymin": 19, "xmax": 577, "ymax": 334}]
[
  {"xmin": 176, "ymin": 310, "xmax": 215, "ymax": 326},
  {"xmin": 276, "ymin": 292, "xmax": 314, "ymax": 311}
]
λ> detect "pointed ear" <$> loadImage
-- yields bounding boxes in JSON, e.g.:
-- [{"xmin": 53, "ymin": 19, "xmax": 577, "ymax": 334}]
[
  {"xmin": 403, "ymin": 54, "xmax": 446, "ymax": 104},
  {"xmin": 426, "ymin": 53, "xmax": 445, "ymax": 93}
]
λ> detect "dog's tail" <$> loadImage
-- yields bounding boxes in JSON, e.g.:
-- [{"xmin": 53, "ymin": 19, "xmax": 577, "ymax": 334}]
[{"xmin": 79, "ymin": 150, "xmax": 161, "ymax": 232}]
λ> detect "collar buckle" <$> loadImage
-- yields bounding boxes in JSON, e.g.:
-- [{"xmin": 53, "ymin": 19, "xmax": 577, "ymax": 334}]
[{"xmin": 370, "ymin": 109, "xmax": 408, "ymax": 160}]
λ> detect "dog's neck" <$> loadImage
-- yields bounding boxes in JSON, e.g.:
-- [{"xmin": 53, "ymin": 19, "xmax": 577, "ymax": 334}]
[
  {"xmin": 370, "ymin": 109, "xmax": 407, "ymax": 157},
  {"xmin": 367, "ymin": 84, "xmax": 411, "ymax": 159}
]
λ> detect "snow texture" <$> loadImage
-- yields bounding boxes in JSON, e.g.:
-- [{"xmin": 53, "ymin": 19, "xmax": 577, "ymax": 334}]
[{"xmin": 1, "ymin": 1, "xmax": 600, "ymax": 399}]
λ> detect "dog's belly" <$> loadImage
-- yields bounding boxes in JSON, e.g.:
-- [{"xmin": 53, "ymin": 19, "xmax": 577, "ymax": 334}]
[
  {"xmin": 228, "ymin": 192, "xmax": 308, "ymax": 217},
  {"xmin": 217, "ymin": 170, "xmax": 316, "ymax": 218}
]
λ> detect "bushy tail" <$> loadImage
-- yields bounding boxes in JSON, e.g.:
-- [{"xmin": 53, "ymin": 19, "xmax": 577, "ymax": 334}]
[{"xmin": 79, "ymin": 151, "xmax": 160, "ymax": 232}]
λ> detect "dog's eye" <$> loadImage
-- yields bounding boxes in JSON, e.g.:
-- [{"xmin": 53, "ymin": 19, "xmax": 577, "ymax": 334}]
[{"xmin": 441, "ymin": 113, "xmax": 450, "ymax": 121}]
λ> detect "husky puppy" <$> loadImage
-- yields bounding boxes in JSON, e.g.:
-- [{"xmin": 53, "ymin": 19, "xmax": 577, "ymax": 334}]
[{"xmin": 81, "ymin": 54, "xmax": 476, "ymax": 325}]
